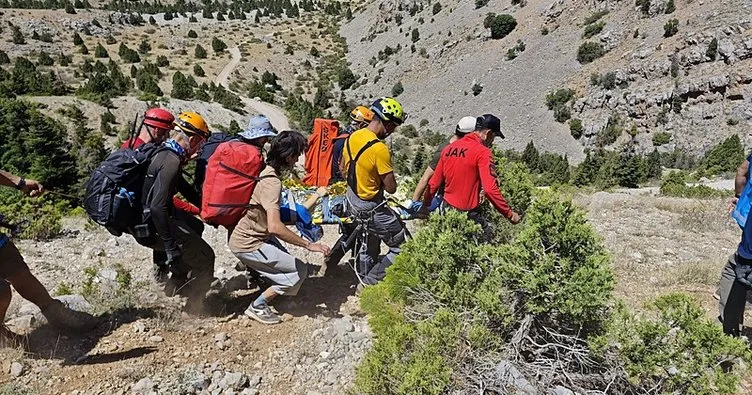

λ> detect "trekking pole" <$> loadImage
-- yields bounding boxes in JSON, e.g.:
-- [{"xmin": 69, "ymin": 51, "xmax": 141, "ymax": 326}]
[{"xmin": 45, "ymin": 190, "xmax": 81, "ymax": 201}]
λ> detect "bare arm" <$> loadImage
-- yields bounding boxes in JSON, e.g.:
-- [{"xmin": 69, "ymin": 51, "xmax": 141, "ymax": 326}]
[
  {"xmin": 411, "ymin": 167, "xmax": 435, "ymax": 202},
  {"xmin": 267, "ymin": 208, "xmax": 330, "ymax": 255},
  {"xmin": 736, "ymin": 159, "xmax": 749, "ymax": 197},
  {"xmin": 302, "ymin": 187, "xmax": 328, "ymax": 211},
  {"xmin": 381, "ymin": 172, "xmax": 397, "ymax": 195},
  {"xmin": 0, "ymin": 170, "xmax": 44, "ymax": 197}
]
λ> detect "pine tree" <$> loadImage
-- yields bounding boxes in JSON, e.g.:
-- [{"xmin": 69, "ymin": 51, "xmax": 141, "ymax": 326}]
[
  {"xmin": 38, "ymin": 51, "xmax": 54, "ymax": 66},
  {"xmin": 412, "ymin": 147, "xmax": 426, "ymax": 175},
  {"xmin": 195, "ymin": 44, "xmax": 207, "ymax": 58},
  {"xmin": 522, "ymin": 141, "xmax": 540, "ymax": 172},
  {"xmin": 211, "ymin": 37, "xmax": 227, "ymax": 53},
  {"xmin": 94, "ymin": 43, "xmax": 108, "ymax": 58},
  {"xmin": 12, "ymin": 26, "xmax": 25, "ymax": 45},
  {"xmin": 193, "ymin": 64, "xmax": 205, "ymax": 77},
  {"xmin": 171, "ymin": 71, "xmax": 194, "ymax": 100},
  {"xmin": 79, "ymin": 43, "xmax": 89, "ymax": 55},
  {"xmin": 138, "ymin": 39, "xmax": 151, "ymax": 55}
]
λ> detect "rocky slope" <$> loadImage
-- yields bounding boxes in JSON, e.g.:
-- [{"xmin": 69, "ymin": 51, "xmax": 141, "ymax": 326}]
[{"xmin": 340, "ymin": 0, "xmax": 752, "ymax": 161}]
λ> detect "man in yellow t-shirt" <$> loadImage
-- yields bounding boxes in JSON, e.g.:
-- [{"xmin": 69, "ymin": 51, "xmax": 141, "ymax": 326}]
[{"xmin": 339, "ymin": 97, "xmax": 407, "ymax": 290}]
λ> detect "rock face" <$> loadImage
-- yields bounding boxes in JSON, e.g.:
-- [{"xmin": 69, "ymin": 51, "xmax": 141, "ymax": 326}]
[{"xmin": 340, "ymin": 0, "xmax": 752, "ymax": 161}]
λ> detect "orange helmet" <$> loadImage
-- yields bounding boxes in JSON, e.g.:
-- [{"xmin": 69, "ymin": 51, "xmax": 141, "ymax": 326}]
[
  {"xmin": 174, "ymin": 111, "xmax": 210, "ymax": 139},
  {"xmin": 350, "ymin": 106, "xmax": 374, "ymax": 124}
]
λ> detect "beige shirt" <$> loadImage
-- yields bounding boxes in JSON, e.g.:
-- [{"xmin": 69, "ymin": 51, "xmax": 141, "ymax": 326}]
[{"xmin": 228, "ymin": 166, "xmax": 281, "ymax": 253}]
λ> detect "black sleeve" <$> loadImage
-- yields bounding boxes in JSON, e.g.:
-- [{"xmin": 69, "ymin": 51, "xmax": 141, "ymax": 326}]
[
  {"xmin": 149, "ymin": 154, "xmax": 181, "ymax": 254},
  {"xmin": 177, "ymin": 173, "xmax": 200, "ymax": 207}
]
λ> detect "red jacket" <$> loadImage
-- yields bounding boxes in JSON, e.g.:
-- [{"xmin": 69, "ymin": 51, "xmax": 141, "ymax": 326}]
[
  {"xmin": 120, "ymin": 138, "xmax": 200, "ymax": 216},
  {"xmin": 424, "ymin": 133, "xmax": 513, "ymax": 219}
]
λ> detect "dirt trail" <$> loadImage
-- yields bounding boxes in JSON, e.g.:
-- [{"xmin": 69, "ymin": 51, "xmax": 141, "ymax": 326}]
[{"xmin": 215, "ymin": 46, "xmax": 291, "ymax": 131}]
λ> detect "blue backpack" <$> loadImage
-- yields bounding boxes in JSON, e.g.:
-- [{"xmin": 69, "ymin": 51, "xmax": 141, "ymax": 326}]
[
  {"xmin": 280, "ymin": 190, "xmax": 324, "ymax": 242},
  {"xmin": 733, "ymin": 176, "xmax": 752, "ymax": 228}
]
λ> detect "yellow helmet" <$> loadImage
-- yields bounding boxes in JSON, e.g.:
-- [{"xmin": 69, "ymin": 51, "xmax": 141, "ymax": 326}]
[
  {"xmin": 350, "ymin": 106, "xmax": 374, "ymax": 124},
  {"xmin": 370, "ymin": 97, "xmax": 406, "ymax": 125},
  {"xmin": 174, "ymin": 111, "xmax": 210, "ymax": 139}
]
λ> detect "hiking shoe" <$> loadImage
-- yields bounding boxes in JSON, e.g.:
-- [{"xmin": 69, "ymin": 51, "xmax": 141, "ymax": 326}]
[
  {"xmin": 307, "ymin": 264, "xmax": 322, "ymax": 277},
  {"xmin": 244, "ymin": 304, "xmax": 281, "ymax": 325},
  {"xmin": 41, "ymin": 300, "xmax": 98, "ymax": 333}
]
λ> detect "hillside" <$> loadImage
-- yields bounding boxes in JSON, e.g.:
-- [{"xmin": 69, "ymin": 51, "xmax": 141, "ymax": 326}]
[{"xmin": 340, "ymin": 0, "xmax": 752, "ymax": 162}]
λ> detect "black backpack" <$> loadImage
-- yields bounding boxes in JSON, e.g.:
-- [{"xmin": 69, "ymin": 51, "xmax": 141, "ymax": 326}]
[{"xmin": 83, "ymin": 143, "xmax": 163, "ymax": 236}]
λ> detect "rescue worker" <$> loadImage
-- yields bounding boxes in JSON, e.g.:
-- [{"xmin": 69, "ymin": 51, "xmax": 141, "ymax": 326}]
[{"xmin": 420, "ymin": 114, "xmax": 521, "ymax": 232}]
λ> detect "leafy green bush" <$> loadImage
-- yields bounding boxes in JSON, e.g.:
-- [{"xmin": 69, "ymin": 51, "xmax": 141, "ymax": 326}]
[
  {"xmin": 194, "ymin": 44, "xmax": 207, "ymax": 59},
  {"xmin": 659, "ymin": 171, "xmax": 725, "ymax": 198},
  {"xmin": 391, "ymin": 81, "xmax": 404, "ymax": 97},
  {"xmin": 486, "ymin": 14, "xmax": 517, "ymax": 39},
  {"xmin": 577, "ymin": 41, "xmax": 605, "ymax": 64},
  {"xmin": 582, "ymin": 21, "xmax": 605, "ymax": 39},
  {"xmin": 592, "ymin": 293, "xmax": 751, "ymax": 394},
  {"xmin": 698, "ymin": 135, "xmax": 744, "ymax": 177},
  {"xmin": 211, "ymin": 37, "xmax": 227, "ymax": 53},
  {"xmin": 357, "ymin": 189, "xmax": 614, "ymax": 393},
  {"xmin": 584, "ymin": 10, "xmax": 609, "ymax": 24},
  {"xmin": 570, "ymin": 118, "xmax": 584, "ymax": 139},
  {"xmin": 0, "ymin": 191, "xmax": 66, "ymax": 240},
  {"xmin": 652, "ymin": 131, "xmax": 671, "ymax": 146},
  {"xmin": 664, "ymin": 18, "xmax": 679, "ymax": 37}
]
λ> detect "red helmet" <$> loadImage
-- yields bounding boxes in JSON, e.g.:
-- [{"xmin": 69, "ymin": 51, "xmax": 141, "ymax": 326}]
[{"xmin": 143, "ymin": 108, "xmax": 174, "ymax": 130}]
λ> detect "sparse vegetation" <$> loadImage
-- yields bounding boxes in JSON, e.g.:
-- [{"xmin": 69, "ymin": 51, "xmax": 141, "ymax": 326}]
[
  {"xmin": 545, "ymin": 88, "xmax": 574, "ymax": 123},
  {"xmin": 652, "ymin": 131, "xmax": 671, "ymax": 146},
  {"xmin": 569, "ymin": 118, "xmax": 584, "ymax": 139},
  {"xmin": 471, "ymin": 82, "xmax": 483, "ymax": 96},
  {"xmin": 485, "ymin": 13, "xmax": 517, "ymax": 39},
  {"xmin": 391, "ymin": 81, "xmax": 404, "ymax": 97},
  {"xmin": 577, "ymin": 41, "xmax": 606, "ymax": 64},
  {"xmin": 582, "ymin": 21, "xmax": 605, "ymax": 39},
  {"xmin": 664, "ymin": 18, "xmax": 679, "ymax": 37}
]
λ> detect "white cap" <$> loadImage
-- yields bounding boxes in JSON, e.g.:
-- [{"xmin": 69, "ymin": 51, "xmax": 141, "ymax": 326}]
[{"xmin": 455, "ymin": 116, "xmax": 476, "ymax": 135}]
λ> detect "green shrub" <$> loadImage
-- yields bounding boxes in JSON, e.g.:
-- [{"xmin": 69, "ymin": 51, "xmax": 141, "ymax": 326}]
[
  {"xmin": 357, "ymin": 189, "xmax": 613, "ymax": 393},
  {"xmin": 592, "ymin": 293, "xmax": 752, "ymax": 394},
  {"xmin": 569, "ymin": 118, "xmax": 584, "ymax": 139},
  {"xmin": 194, "ymin": 44, "xmax": 207, "ymax": 59},
  {"xmin": 652, "ymin": 131, "xmax": 671, "ymax": 146},
  {"xmin": 475, "ymin": 0, "xmax": 489, "ymax": 8},
  {"xmin": 583, "ymin": 10, "xmax": 609, "ymax": 24},
  {"xmin": 193, "ymin": 64, "xmax": 205, "ymax": 77},
  {"xmin": 545, "ymin": 88, "xmax": 573, "ymax": 109},
  {"xmin": 664, "ymin": 18, "xmax": 679, "ymax": 37},
  {"xmin": 187, "ymin": 29, "xmax": 198, "ymax": 38},
  {"xmin": 486, "ymin": 14, "xmax": 517, "ymax": 39},
  {"xmin": 699, "ymin": 135, "xmax": 744, "ymax": 177},
  {"xmin": 94, "ymin": 43, "xmax": 108, "ymax": 58},
  {"xmin": 659, "ymin": 171, "xmax": 725, "ymax": 198},
  {"xmin": 596, "ymin": 116, "xmax": 622, "ymax": 147},
  {"xmin": 391, "ymin": 81, "xmax": 404, "ymax": 97},
  {"xmin": 0, "ymin": 192, "xmax": 66, "ymax": 240},
  {"xmin": 577, "ymin": 41, "xmax": 605, "ymax": 64},
  {"xmin": 212, "ymin": 37, "xmax": 227, "ymax": 53},
  {"xmin": 665, "ymin": 0, "xmax": 675, "ymax": 14},
  {"xmin": 582, "ymin": 21, "xmax": 605, "ymax": 39}
]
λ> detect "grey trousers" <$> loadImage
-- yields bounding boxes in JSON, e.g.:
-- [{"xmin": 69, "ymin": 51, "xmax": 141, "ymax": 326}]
[
  {"xmin": 346, "ymin": 189, "xmax": 406, "ymax": 285},
  {"xmin": 233, "ymin": 238, "xmax": 308, "ymax": 296},
  {"xmin": 718, "ymin": 253, "xmax": 749, "ymax": 336}
]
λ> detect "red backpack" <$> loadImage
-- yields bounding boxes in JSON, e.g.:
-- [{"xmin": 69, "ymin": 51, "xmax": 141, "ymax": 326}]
[{"xmin": 201, "ymin": 141, "xmax": 269, "ymax": 227}]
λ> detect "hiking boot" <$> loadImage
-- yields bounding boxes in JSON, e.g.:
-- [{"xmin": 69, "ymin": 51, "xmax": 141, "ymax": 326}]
[
  {"xmin": 41, "ymin": 300, "xmax": 98, "ymax": 333},
  {"xmin": 244, "ymin": 304, "xmax": 281, "ymax": 325},
  {"xmin": 307, "ymin": 264, "xmax": 322, "ymax": 277}
]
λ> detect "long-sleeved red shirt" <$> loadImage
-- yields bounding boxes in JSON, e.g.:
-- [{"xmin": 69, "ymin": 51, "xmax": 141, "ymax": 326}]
[{"xmin": 424, "ymin": 133, "xmax": 513, "ymax": 219}]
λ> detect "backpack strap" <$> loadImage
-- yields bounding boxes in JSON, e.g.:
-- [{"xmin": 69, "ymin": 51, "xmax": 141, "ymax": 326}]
[{"xmin": 345, "ymin": 137, "xmax": 380, "ymax": 197}]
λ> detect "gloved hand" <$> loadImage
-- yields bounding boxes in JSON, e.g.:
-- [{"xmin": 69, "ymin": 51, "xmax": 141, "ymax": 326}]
[
  {"xmin": 734, "ymin": 262, "xmax": 752, "ymax": 289},
  {"xmin": 409, "ymin": 200, "xmax": 423, "ymax": 212}
]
